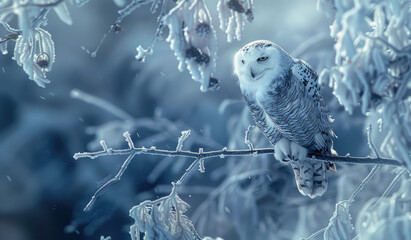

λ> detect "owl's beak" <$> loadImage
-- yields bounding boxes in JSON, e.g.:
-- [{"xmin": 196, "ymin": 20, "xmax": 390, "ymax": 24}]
[{"xmin": 250, "ymin": 69, "xmax": 256, "ymax": 78}]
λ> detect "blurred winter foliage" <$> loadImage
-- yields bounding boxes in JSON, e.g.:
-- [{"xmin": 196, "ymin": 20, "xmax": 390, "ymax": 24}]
[
  {"xmin": 0, "ymin": 0, "xmax": 410, "ymax": 240},
  {"xmin": 1, "ymin": 0, "xmax": 254, "ymax": 91},
  {"xmin": 318, "ymin": 0, "xmax": 411, "ymax": 169},
  {"xmin": 356, "ymin": 172, "xmax": 411, "ymax": 240}
]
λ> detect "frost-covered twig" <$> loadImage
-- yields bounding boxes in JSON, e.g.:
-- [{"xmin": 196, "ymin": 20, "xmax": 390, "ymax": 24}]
[
  {"xmin": 75, "ymin": 128, "xmax": 403, "ymax": 211},
  {"xmin": 176, "ymin": 130, "xmax": 191, "ymax": 152},
  {"xmin": 74, "ymin": 138, "xmax": 402, "ymax": 167},
  {"xmin": 371, "ymin": 168, "xmax": 407, "ymax": 208},
  {"xmin": 348, "ymin": 165, "xmax": 380, "ymax": 203},
  {"xmin": 348, "ymin": 125, "xmax": 381, "ymax": 202},
  {"xmin": 85, "ymin": 0, "xmax": 156, "ymax": 58},
  {"xmin": 83, "ymin": 151, "xmax": 137, "ymax": 212}
]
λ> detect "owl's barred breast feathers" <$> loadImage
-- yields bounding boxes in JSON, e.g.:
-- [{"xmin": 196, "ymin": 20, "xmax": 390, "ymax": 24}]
[{"xmin": 234, "ymin": 40, "xmax": 336, "ymax": 198}]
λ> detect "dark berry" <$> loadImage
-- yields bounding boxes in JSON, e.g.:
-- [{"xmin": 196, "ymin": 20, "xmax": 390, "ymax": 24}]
[
  {"xmin": 196, "ymin": 53, "xmax": 210, "ymax": 64},
  {"xmin": 245, "ymin": 9, "xmax": 254, "ymax": 22},
  {"xmin": 36, "ymin": 53, "xmax": 49, "ymax": 68},
  {"xmin": 185, "ymin": 47, "xmax": 201, "ymax": 59},
  {"xmin": 226, "ymin": 0, "xmax": 245, "ymax": 13},
  {"xmin": 185, "ymin": 47, "xmax": 210, "ymax": 64},
  {"xmin": 208, "ymin": 77, "xmax": 220, "ymax": 91}
]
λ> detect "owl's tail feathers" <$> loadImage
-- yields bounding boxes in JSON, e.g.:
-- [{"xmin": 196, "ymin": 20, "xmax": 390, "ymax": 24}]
[{"xmin": 289, "ymin": 160, "xmax": 328, "ymax": 198}]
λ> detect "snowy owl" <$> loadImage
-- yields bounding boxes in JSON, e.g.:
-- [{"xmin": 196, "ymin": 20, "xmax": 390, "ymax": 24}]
[{"xmin": 234, "ymin": 40, "xmax": 336, "ymax": 198}]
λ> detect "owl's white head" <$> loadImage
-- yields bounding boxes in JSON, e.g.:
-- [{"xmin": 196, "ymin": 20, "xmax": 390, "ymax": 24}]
[{"xmin": 234, "ymin": 40, "xmax": 293, "ymax": 92}]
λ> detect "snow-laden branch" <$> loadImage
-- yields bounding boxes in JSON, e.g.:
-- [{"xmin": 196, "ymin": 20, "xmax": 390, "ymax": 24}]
[
  {"xmin": 74, "ymin": 127, "xmax": 403, "ymax": 212},
  {"xmin": 74, "ymin": 131, "xmax": 402, "ymax": 167},
  {"xmin": 75, "ymin": 140, "xmax": 402, "ymax": 167}
]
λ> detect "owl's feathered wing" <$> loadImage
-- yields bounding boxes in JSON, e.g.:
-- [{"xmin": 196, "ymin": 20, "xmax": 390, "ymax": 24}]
[
  {"xmin": 290, "ymin": 59, "xmax": 335, "ymax": 152},
  {"xmin": 243, "ymin": 59, "xmax": 335, "ymax": 198},
  {"xmin": 288, "ymin": 60, "xmax": 336, "ymax": 198}
]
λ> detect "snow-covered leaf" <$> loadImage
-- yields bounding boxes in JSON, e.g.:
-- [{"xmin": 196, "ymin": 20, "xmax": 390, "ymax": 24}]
[{"xmin": 324, "ymin": 201, "xmax": 355, "ymax": 240}]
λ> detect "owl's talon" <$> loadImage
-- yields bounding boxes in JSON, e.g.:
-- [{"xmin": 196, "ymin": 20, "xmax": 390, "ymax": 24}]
[
  {"xmin": 290, "ymin": 142, "xmax": 308, "ymax": 161},
  {"xmin": 274, "ymin": 138, "xmax": 308, "ymax": 162}
]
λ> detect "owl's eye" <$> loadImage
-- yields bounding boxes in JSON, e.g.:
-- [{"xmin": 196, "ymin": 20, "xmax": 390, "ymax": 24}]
[
  {"xmin": 241, "ymin": 60, "xmax": 245, "ymax": 64},
  {"xmin": 257, "ymin": 56, "xmax": 268, "ymax": 62}
]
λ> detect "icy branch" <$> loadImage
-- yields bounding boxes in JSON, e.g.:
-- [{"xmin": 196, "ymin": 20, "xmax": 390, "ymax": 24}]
[
  {"xmin": 74, "ymin": 134, "xmax": 402, "ymax": 167},
  {"xmin": 74, "ymin": 128, "xmax": 403, "ymax": 211},
  {"xmin": 348, "ymin": 125, "xmax": 381, "ymax": 202},
  {"xmin": 75, "ymin": 144, "xmax": 403, "ymax": 167},
  {"xmin": 83, "ymin": 152, "xmax": 136, "ymax": 212}
]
